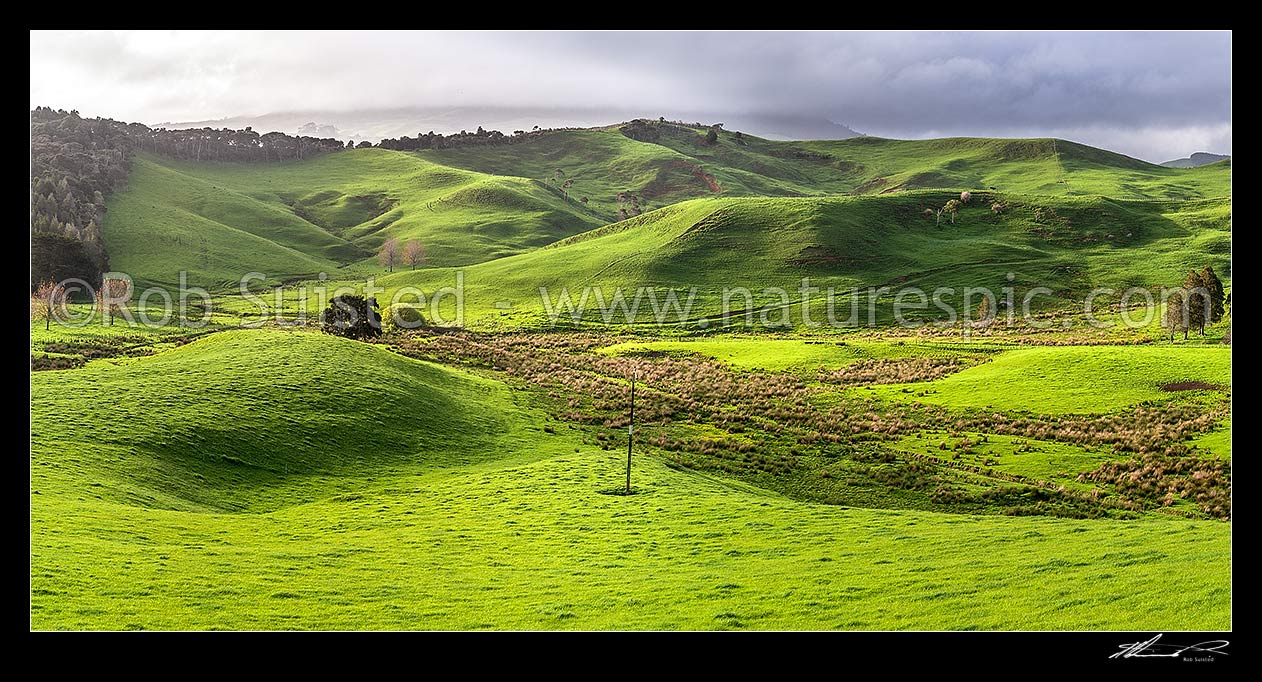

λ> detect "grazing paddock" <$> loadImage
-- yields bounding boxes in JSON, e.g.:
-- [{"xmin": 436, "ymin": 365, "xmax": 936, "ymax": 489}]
[{"xmin": 869, "ymin": 346, "xmax": 1231, "ymax": 414}]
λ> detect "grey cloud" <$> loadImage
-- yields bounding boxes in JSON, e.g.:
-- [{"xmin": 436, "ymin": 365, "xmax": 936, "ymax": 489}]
[{"xmin": 30, "ymin": 30, "xmax": 1231, "ymax": 161}]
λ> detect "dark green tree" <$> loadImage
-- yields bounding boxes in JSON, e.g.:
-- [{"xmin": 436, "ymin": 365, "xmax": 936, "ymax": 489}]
[
  {"xmin": 1200, "ymin": 265, "xmax": 1226, "ymax": 325},
  {"xmin": 320, "ymin": 295, "xmax": 381, "ymax": 339},
  {"xmin": 1183, "ymin": 270, "xmax": 1209, "ymax": 335},
  {"xmin": 705, "ymin": 127, "xmax": 719, "ymax": 145}
]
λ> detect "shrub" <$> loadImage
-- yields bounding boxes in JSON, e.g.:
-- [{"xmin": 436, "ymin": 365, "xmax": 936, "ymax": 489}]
[{"xmin": 383, "ymin": 303, "xmax": 427, "ymax": 333}]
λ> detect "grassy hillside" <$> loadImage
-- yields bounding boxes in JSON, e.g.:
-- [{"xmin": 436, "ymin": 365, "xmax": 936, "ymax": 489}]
[
  {"xmin": 104, "ymin": 150, "xmax": 606, "ymax": 288},
  {"xmin": 102, "ymin": 157, "xmax": 349, "ymax": 289},
  {"xmin": 795, "ymin": 136, "xmax": 1232, "ymax": 199},
  {"xmin": 30, "ymin": 329, "xmax": 553, "ymax": 512},
  {"xmin": 422, "ymin": 125, "xmax": 1232, "ymax": 205},
  {"xmin": 35, "ymin": 122, "xmax": 1233, "ymax": 632},
  {"xmin": 30, "ymin": 330, "xmax": 1231, "ymax": 630},
  {"xmin": 101, "ymin": 128, "xmax": 1229, "ymax": 293},
  {"xmin": 868, "ymin": 346, "xmax": 1232, "ymax": 414},
  {"xmin": 599, "ymin": 337, "xmax": 1004, "ymax": 373},
  {"xmin": 372, "ymin": 191, "xmax": 1231, "ymax": 326}
]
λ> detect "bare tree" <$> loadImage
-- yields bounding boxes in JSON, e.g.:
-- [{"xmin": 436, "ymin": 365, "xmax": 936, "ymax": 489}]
[
  {"xmin": 95, "ymin": 278, "xmax": 131, "ymax": 326},
  {"xmin": 402, "ymin": 240, "xmax": 426, "ymax": 270},
  {"xmin": 378, "ymin": 237, "xmax": 400, "ymax": 273},
  {"xmin": 32, "ymin": 280, "xmax": 67, "ymax": 331},
  {"xmin": 1165, "ymin": 289, "xmax": 1189, "ymax": 341}
]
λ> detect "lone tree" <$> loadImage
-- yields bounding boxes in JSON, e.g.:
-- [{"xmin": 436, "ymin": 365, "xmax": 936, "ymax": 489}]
[
  {"xmin": 402, "ymin": 240, "xmax": 426, "ymax": 270},
  {"xmin": 96, "ymin": 277, "xmax": 131, "ymax": 327},
  {"xmin": 975, "ymin": 296, "xmax": 992, "ymax": 325},
  {"xmin": 1165, "ymin": 289, "xmax": 1189, "ymax": 341},
  {"xmin": 943, "ymin": 199, "xmax": 961, "ymax": 224},
  {"xmin": 32, "ymin": 280, "xmax": 67, "ymax": 331},
  {"xmin": 705, "ymin": 127, "xmax": 719, "ymax": 145},
  {"xmin": 320, "ymin": 294, "xmax": 381, "ymax": 339},
  {"xmin": 378, "ymin": 237, "xmax": 400, "ymax": 273}
]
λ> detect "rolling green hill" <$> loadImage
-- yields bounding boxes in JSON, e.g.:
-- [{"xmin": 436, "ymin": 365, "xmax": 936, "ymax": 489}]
[
  {"xmin": 29, "ymin": 329, "xmax": 549, "ymax": 512},
  {"xmin": 373, "ymin": 191, "xmax": 1231, "ymax": 326},
  {"xmin": 797, "ymin": 136, "xmax": 1231, "ymax": 199},
  {"xmin": 866, "ymin": 345, "xmax": 1232, "ymax": 413},
  {"xmin": 30, "ymin": 329, "xmax": 1230, "ymax": 630},
  {"xmin": 100, "ymin": 126, "xmax": 1230, "ymax": 292},
  {"xmin": 422, "ymin": 125, "xmax": 1232, "ymax": 207},
  {"xmin": 104, "ymin": 150, "xmax": 607, "ymax": 288}
]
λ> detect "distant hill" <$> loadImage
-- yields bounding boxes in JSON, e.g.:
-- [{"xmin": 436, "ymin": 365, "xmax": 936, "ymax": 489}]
[
  {"xmin": 1161, "ymin": 152, "xmax": 1231, "ymax": 168},
  {"xmin": 155, "ymin": 106, "xmax": 861, "ymax": 144},
  {"xmin": 101, "ymin": 123, "xmax": 1232, "ymax": 290}
]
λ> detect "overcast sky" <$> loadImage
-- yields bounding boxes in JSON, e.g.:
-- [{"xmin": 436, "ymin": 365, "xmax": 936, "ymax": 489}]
[{"xmin": 30, "ymin": 30, "xmax": 1231, "ymax": 161}]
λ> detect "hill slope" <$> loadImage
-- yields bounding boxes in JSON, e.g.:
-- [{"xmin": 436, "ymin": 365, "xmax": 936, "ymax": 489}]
[
  {"xmin": 377, "ymin": 191, "xmax": 1232, "ymax": 325},
  {"xmin": 421, "ymin": 126, "xmax": 1232, "ymax": 207},
  {"xmin": 104, "ymin": 150, "xmax": 607, "ymax": 288},
  {"xmin": 30, "ymin": 329, "xmax": 551, "ymax": 512},
  {"xmin": 101, "ymin": 127, "xmax": 1231, "ymax": 292}
]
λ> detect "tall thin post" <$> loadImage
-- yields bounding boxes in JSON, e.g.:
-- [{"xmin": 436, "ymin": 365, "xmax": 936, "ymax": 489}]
[{"xmin": 626, "ymin": 370, "xmax": 635, "ymax": 494}]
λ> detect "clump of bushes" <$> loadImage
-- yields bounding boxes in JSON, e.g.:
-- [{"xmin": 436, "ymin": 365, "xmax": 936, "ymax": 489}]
[
  {"xmin": 31, "ymin": 353, "xmax": 86, "ymax": 371},
  {"xmin": 320, "ymin": 295, "xmax": 381, "ymax": 339},
  {"xmin": 1081, "ymin": 454, "xmax": 1230, "ymax": 519},
  {"xmin": 383, "ymin": 303, "xmax": 427, "ymax": 333}
]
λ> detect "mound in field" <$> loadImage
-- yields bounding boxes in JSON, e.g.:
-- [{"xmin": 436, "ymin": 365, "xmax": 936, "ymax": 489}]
[{"xmin": 29, "ymin": 329, "xmax": 558, "ymax": 512}]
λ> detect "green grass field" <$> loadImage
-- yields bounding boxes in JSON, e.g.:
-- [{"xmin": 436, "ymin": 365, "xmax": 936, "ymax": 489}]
[
  {"xmin": 869, "ymin": 345, "xmax": 1231, "ymax": 413},
  {"xmin": 30, "ymin": 330, "xmax": 1231, "ymax": 630},
  {"xmin": 37, "ymin": 124, "xmax": 1231, "ymax": 630},
  {"xmin": 599, "ymin": 336, "xmax": 1004, "ymax": 372}
]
